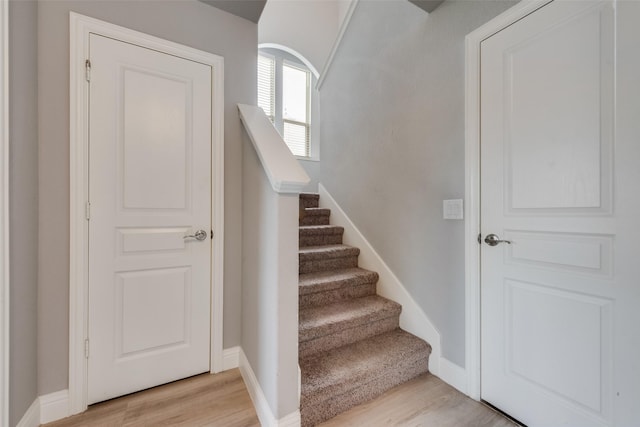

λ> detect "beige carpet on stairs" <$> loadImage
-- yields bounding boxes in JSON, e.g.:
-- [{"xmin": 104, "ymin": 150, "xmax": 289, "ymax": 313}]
[{"xmin": 298, "ymin": 193, "xmax": 432, "ymax": 426}]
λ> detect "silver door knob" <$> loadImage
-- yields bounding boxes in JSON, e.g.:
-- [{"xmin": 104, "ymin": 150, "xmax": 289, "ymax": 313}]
[
  {"xmin": 484, "ymin": 233, "xmax": 511, "ymax": 246},
  {"xmin": 184, "ymin": 229, "xmax": 207, "ymax": 241}
]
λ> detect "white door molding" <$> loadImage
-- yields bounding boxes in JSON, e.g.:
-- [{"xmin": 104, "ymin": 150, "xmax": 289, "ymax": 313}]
[
  {"xmin": 69, "ymin": 12, "xmax": 224, "ymax": 415},
  {"xmin": 0, "ymin": 1, "xmax": 9, "ymax": 425},
  {"xmin": 463, "ymin": 0, "xmax": 552, "ymax": 401}
]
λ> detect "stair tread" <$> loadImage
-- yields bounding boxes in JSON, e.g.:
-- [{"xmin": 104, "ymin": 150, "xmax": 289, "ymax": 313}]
[
  {"xmin": 299, "ymin": 295, "xmax": 400, "ymax": 340},
  {"xmin": 299, "ymin": 268, "xmax": 378, "ymax": 294},
  {"xmin": 303, "ymin": 208, "xmax": 330, "ymax": 216},
  {"xmin": 299, "ymin": 244, "xmax": 359, "ymax": 259},
  {"xmin": 300, "ymin": 329, "xmax": 430, "ymax": 401},
  {"xmin": 299, "ymin": 225, "xmax": 344, "ymax": 234}
]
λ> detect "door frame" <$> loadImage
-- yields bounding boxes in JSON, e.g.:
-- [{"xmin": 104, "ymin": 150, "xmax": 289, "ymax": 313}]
[
  {"xmin": 0, "ymin": 1, "xmax": 8, "ymax": 425},
  {"xmin": 69, "ymin": 12, "xmax": 225, "ymax": 415},
  {"xmin": 463, "ymin": 0, "xmax": 553, "ymax": 401}
]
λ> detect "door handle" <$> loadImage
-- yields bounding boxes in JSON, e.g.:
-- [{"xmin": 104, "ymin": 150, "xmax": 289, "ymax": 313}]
[
  {"xmin": 484, "ymin": 233, "xmax": 512, "ymax": 246},
  {"xmin": 184, "ymin": 229, "xmax": 207, "ymax": 241}
]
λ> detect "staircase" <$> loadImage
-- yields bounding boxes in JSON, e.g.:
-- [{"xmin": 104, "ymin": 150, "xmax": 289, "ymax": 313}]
[{"xmin": 298, "ymin": 193, "xmax": 432, "ymax": 426}]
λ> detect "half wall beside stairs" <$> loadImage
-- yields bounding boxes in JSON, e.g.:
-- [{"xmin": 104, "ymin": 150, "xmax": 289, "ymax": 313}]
[{"xmin": 239, "ymin": 104, "xmax": 309, "ymax": 426}]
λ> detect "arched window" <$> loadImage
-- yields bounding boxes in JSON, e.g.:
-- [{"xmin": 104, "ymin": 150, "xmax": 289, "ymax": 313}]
[{"xmin": 258, "ymin": 46, "xmax": 319, "ymax": 160}]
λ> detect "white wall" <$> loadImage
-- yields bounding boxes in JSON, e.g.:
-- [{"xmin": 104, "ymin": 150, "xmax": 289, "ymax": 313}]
[
  {"xmin": 36, "ymin": 0, "xmax": 256, "ymax": 396},
  {"xmin": 315, "ymin": 0, "xmax": 516, "ymax": 366},
  {"xmin": 241, "ymin": 132, "xmax": 299, "ymax": 419},
  {"xmin": 258, "ymin": 0, "xmax": 341, "ymax": 72}
]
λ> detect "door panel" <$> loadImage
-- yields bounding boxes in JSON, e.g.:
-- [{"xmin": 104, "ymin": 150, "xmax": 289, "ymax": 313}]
[
  {"xmin": 505, "ymin": 2, "xmax": 611, "ymax": 211},
  {"xmin": 480, "ymin": 1, "xmax": 626, "ymax": 425},
  {"xmin": 122, "ymin": 68, "xmax": 191, "ymax": 210},
  {"xmin": 88, "ymin": 34, "xmax": 212, "ymax": 404},
  {"xmin": 506, "ymin": 280, "xmax": 611, "ymax": 413}
]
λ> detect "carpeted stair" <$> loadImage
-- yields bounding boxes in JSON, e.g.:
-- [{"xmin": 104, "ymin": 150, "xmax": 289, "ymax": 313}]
[{"xmin": 298, "ymin": 193, "xmax": 432, "ymax": 426}]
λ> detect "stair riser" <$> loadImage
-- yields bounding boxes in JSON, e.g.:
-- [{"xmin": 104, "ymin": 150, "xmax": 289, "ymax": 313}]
[
  {"xmin": 301, "ymin": 354, "xmax": 429, "ymax": 426},
  {"xmin": 300, "ymin": 197, "xmax": 319, "ymax": 209},
  {"xmin": 300, "ymin": 316, "xmax": 399, "ymax": 358},
  {"xmin": 300, "ymin": 214, "xmax": 330, "ymax": 226},
  {"xmin": 300, "ymin": 256, "xmax": 358, "ymax": 274},
  {"xmin": 300, "ymin": 234, "xmax": 343, "ymax": 247},
  {"xmin": 299, "ymin": 283, "xmax": 376, "ymax": 309}
]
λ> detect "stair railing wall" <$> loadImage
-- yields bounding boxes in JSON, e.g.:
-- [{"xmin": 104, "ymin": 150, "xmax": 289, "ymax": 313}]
[{"xmin": 238, "ymin": 104, "xmax": 309, "ymax": 424}]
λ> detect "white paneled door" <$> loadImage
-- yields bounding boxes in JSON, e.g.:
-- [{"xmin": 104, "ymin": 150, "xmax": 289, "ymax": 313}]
[
  {"xmin": 480, "ymin": 1, "xmax": 640, "ymax": 425},
  {"xmin": 87, "ymin": 34, "xmax": 212, "ymax": 404}
]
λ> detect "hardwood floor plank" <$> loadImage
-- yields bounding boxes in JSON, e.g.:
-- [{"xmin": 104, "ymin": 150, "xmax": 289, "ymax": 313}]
[
  {"xmin": 43, "ymin": 369, "xmax": 260, "ymax": 427},
  {"xmin": 42, "ymin": 370, "xmax": 516, "ymax": 427},
  {"xmin": 318, "ymin": 374, "xmax": 518, "ymax": 427}
]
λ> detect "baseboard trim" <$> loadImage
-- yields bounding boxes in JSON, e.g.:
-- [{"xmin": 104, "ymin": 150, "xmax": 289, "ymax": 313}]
[
  {"xmin": 277, "ymin": 409, "xmax": 302, "ymax": 427},
  {"xmin": 40, "ymin": 389, "xmax": 70, "ymax": 424},
  {"xmin": 238, "ymin": 348, "xmax": 301, "ymax": 427},
  {"xmin": 318, "ymin": 184, "xmax": 442, "ymax": 376},
  {"xmin": 15, "ymin": 398, "xmax": 39, "ymax": 427},
  {"xmin": 223, "ymin": 346, "xmax": 240, "ymax": 371},
  {"xmin": 438, "ymin": 357, "xmax": 467, "ymax": 395},
  {"xmin": 28, "ymin": 349, "xmax": 245, "ymax": 426}
]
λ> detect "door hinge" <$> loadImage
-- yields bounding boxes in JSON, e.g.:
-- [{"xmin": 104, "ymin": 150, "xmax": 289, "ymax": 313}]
[
  {"xmin": 477, "ymin": 233, "xmax": 482, "ymax": 244},
  {"xmin": 85, "ymin": 201, "xmax": 91, "ymax": 220},
  {"xmin": 84, "ymin": 339, "xmax": 90, "ymax": 359},
  {"xmin": 85, "ymin": 59, "xmax": 91, "ymax": 82},
  {"xmin": 210, "ymin": 230, "xmax": 214, "ymax": 239}
]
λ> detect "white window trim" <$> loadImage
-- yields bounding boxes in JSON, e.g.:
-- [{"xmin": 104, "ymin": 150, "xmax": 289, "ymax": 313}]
[
  {"xmin": 282, "ymin": 60, "xmax": 311, "ymax": 157},
  {"xmin": 258, "ymin": 45, "xmax": 320, "ymax": 161},
  {"xmin": 0, "ymin": 0, "xmax": 9, "ymax": 425}
]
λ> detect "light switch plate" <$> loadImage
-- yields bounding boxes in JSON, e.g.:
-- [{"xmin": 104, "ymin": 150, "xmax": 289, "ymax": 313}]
[{"xmin": 443, "ymin": 199, "xmax": 464, "ymax": 220}]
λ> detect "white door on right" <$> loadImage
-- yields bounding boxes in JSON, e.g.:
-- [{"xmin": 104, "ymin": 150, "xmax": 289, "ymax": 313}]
[{"xmin": 481, "ymin": 1, "xmax": 640, "ymax": 426}]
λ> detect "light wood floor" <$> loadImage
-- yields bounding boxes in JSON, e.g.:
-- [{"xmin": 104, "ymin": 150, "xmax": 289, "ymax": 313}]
[
  {"xmin": 42, "ymin": 369, "xmax": 260, "ymax": 427},
  {"xmin": 43, "ymin": 370, "xmax": 517, "ymax": 427},
  {"xmin": 318, "ymin": 374, "xmax": 518, "ymax": 427}
]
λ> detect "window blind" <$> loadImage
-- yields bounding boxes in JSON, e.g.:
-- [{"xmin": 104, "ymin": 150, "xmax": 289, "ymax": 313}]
[
  {"xmin": 257, "ymin": 52, "xmax": 312, "ymax": 158},
  {"xmin": 257, "ymin": 55, "xmax": 275, "ymax": 121},
  {"xmin": 284, "ymin": 121, "xmax": 309, "ymax": 157}
]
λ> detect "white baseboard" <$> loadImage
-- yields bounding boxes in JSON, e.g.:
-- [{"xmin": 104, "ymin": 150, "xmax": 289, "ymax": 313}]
[
  {"xmin": 438, "ymin": 357, "xmax": 467, "ymax": 395},
  {"xmin": 277, "ymin": 409, "xmax": 302, "ymax": 427},
  {"xmin": 238, "ymin": 348, "xmax": 301, "ymax": 427},
  {"xmin": 15, "ymin": 398, "xmax": 39, "ymax": 427},
  {"xmin": 318, "ymin": 184, "xmax": 442, "ymax": 376},
  {"xmin": 40, "ymin": 389, "xmax": 70, "ymax": 424},
  {"xmin": 222, "ymin": 346, "xmax": 240, "ymax": 371},
  {"xmin": 26, "ymin": 348, "xmax": 248, "ymax": 426}
]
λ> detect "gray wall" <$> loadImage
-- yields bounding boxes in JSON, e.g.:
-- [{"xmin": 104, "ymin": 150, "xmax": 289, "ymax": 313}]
[
  {"xmin": 9, "ymin": 1, "xmax": 39, "ymax": 424},
  {"xmin": 317, "ymin": 0, "xmax": 515, "ymax": 366},
  {"xmin": 299, "ymin": 160, "xmax": 320, "ymax": 192},
  {"xmin": 37, "ymin": 0, "xmax": 256, "ymax": 395},
  {"xmin": 242, "ymin": 134, "xmax": 299, "ymax": 418}
]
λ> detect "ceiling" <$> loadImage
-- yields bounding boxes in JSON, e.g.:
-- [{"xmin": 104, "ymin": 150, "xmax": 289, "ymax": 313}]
[
  {"xmin": 199, "ymin": 0, "xmax": 267, "ymax": 23},
  {"xmin": 200, "ymin": 0, "xmax": 443, "ymax": 26},
  {"xmin": 408, "ymin": 0, "xmax": 445, "ymax": 13}
]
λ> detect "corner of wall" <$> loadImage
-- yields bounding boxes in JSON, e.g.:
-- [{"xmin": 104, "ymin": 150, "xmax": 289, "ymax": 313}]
[
  {"xmin": 14, "ymin": 399, "xmax": 39, "ymax": 427},
  {"xmin": 238, "ymin": 348, "xmax": 301, "ymax": 427},
  {"xmin": 438, "ymin": 358, "xmax": 468, "ymax": 395}
]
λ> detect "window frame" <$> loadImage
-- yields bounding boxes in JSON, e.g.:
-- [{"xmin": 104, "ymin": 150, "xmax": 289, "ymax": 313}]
[
  {"xmin": 258, "ymin": 47, "xmax": 319, "ymax": 161},
  {"xmin": 282, "ymin": 60, "xmax": 311, "ymax": 158}
]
